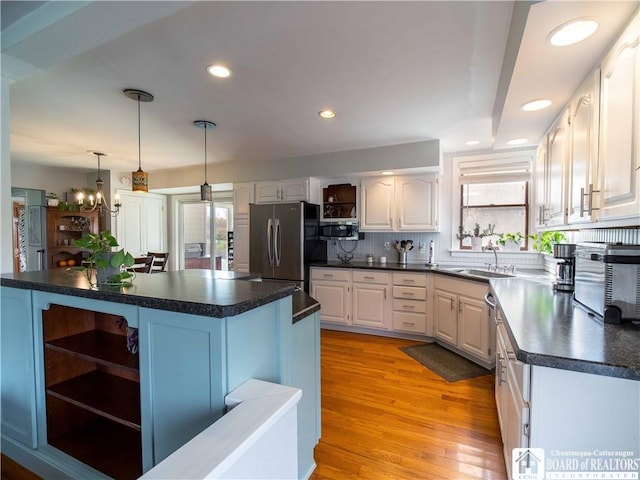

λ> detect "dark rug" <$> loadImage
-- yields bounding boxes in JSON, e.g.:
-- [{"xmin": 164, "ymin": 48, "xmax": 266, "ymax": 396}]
[{"xmin": 400, "ymin": 343, "xmax": 491, "ymax": 383}]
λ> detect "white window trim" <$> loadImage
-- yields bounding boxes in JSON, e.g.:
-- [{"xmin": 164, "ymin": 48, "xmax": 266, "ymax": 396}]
[{"xmin": 452, "ymin": 151, "xmax": 535, "ymax": 251}]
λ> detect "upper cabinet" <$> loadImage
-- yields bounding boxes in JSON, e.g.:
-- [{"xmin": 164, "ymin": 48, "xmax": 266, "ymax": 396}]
[
  {"xmin": 321, "ymin": 183, "xmax": 357, "ymax": 221},
  {"xmin": 233, "ymin": 182, "xmax": 255, "ymax": 219},
  {"xmin": 360, "ymin": 174, "xmax": 439, "ymax": 232},
  {"xmin": 596, "ymin": 11, "xmax": 640, "ymax": 224},
  {"xmin": 546, "ymin": 107, "xmax": 570, "ymax": 227},
  {"xmin": 567, "ymin": 70, "xmax": 600, "ymax": 225},
  {"xmin": 255, "ymin": 178, "xmax": 319, "ymax": 204}
]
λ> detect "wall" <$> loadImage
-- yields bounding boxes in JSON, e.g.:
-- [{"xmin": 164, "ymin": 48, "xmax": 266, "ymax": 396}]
[
  {"xmin": 11, "ymin": 161, "xmax": 94, "ymax": 200},
  {"xmin": 1, "ymin": 77, "xmax": 12, "ymax": 274}
]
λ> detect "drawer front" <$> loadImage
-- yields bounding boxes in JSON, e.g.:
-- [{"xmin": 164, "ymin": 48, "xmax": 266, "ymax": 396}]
[
  {"xmin": 352, "ymin": 270, "xmax": 390, "ymax": 284},
  {"xmin": 393, "ymin": 273, "xmax": 426, "ymax": 287},
  {"xmin": 392, "ymin": 285, "xmax": 426, "ymax": 301},
  {"xmin": 393, "ymin": 311, "xmax": 426, "ymax": 334},
  {"xmin": 393, "ymin": 298, "xmax": 426, "ymax": 313},
  {"xmin": 311, "ymin": 268, "xmax": 350, "ymax": 282}
]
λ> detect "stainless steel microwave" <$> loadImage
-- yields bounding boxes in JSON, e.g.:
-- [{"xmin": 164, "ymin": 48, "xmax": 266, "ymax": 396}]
[{"xmin": 319, "ymin": 222, "xmax": 360, "ymax": 241}]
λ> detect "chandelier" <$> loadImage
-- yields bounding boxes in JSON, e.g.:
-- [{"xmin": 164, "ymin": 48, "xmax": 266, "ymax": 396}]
[
  {"xmin": 194, "ymin": 120, "xmax": 216, "ymax": 202},
  {"xmin": 77, "ymin": 151, "xmax": 122, "ymax": 216}
]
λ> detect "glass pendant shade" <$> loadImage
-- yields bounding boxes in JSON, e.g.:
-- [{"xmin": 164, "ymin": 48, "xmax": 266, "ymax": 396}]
[
  {"xmin": 194, "ymin": 120, "xmax": 216, "ymax": 202},
  {"xmin": 124, "ymin": 88, "xmax": 154, "ymax": 193}
]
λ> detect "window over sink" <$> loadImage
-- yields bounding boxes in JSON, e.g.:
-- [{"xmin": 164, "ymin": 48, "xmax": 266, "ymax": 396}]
[{"xmin": 455, "ymin": 153, "xmax": 533, "ymax": 250}]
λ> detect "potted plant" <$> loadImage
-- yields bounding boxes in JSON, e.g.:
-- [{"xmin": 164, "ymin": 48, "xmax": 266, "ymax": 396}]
[
  {"xmin": 528, "ymin": 231, "xmax": 567, "ymax": 254},
  {"xmin": 458, "ymin": 223, "xmax": 498, "ymax": 250},
  {"xmin": 71, "ymin": 230, "xmax": 136, "ymax": 286},
  {"xmin": 497, "ymin": 232, "xmax": 524, "ymax": 251},
  {"xmin": 46, "ymin": 192, "xmax": 59, "ymax": 207}
]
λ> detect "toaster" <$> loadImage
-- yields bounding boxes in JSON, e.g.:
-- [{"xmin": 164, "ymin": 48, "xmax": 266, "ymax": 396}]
[{"xmin": 574, "ymin": 242, "xmax": 640, "ymax": 323}]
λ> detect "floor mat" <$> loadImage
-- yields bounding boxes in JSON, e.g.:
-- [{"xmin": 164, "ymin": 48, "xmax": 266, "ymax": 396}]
[{"xmin": 400, "ymin": 342, "xmax": 491, "ymax": 382}]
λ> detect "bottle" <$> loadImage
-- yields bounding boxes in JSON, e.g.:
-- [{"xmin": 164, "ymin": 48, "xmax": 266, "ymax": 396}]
[{"xmin": 428, "ymin": 240, "xmax": 435, "ymax": 265}]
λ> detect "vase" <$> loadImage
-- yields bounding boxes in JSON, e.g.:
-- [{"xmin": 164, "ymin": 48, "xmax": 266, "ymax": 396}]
[
  {"xmin": 95, "ymin": 253, "xmax": 121, "ymax": 284},
  {"xmin": 471, "ymin": 237, "xmax": 482, "ymax": 251}
]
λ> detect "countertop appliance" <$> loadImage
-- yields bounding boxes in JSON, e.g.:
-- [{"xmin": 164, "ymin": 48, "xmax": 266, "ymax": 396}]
[
  {"xmin": 574, "ymin": 242, "xmax": 640, "ymax": 323},
  {"xmin": 552, "ymin": 243, "xmax": 576, "ymax": 292},
  {"xmin": 250, "ymin": 202, "xmax": 326, "ymax": 292},
  {"xmin": 318, "ymin": 221, "xmax": 359, "ymax": 241}
]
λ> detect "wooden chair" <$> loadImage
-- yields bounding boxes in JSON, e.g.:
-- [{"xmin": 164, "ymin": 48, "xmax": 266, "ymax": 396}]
[
  {"xmin": 147, "ymin": 252, "xmax": 169, "ymax": 273},
  {"xmin": 130, "ymin": 256, "xmax": 154, "ymax": 273}
]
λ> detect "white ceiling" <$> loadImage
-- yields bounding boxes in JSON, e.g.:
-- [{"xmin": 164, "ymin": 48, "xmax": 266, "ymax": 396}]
[{"xmin": 2, "ymin": 1, "xmax": 638, "ymax": 175}]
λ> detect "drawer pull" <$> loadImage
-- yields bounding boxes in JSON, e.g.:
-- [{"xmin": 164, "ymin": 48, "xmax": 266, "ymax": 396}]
[
  {"xmin": 403, "ymin": 279, "xmax": 415, "ymax": 283},
  {"xmin": 364, "ymin": 276, "xmax": 375, "ymax": 280},
  {"xmin": 402, "ymin": 292, "xmax": 415, "ymax": 296},
  {"xmin": 403, "ymin": 305, "xmax": 415, "ymax": 309},
  {"xmin": 402, "ymin": 321, "xmax": 415, "ymax": 326},
  {"xmin": 322, "ymin": 274, "xmax": 334, "ymax": 278}
]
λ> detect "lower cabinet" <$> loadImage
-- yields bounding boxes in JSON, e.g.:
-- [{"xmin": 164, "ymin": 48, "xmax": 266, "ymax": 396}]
[
  {"xmin": 392, "ymin": 272, "xmax": 428, "ymax": 334},
  {"xmin": 310, "ymin": 268, "xmax": 351, "ymax": 325},
  {"xmin": 433, "ymin": 276, "xmax": 493, "ymax": 366},
  {"xmin": 352, "ymin": 270, "xmax": 391, "ymax": 330}
]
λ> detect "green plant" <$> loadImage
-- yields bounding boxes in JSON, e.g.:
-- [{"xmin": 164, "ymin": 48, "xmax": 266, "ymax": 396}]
[
  {"xmin": 457, "ymin": 223, "xmax": 499, "ymax": 240},
  {"xmin": 46, "ymin": 192, "xmax": 58, "ymax": 200},
  {"xmin": 528, "ymin": 231, "xmax": 567, "ymax": 254},
  {"xmin": 497, "ymin": 232, "xmax": 524, "ymax": 247},
  {"xmin": 71, "ymin": 231, "xmax": 136, "ymax": 286}
]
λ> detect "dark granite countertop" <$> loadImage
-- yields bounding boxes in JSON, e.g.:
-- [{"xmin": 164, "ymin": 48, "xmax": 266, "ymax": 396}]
[
  {"xmin": 491, "ymin": 278, "xmax": 640, "ymax": 381},
  {"xmin": 292, "ymin": 290, "xmax": 320, "ymax": 324},
  {"xmin": 1, "ymin": 269, "xmax": 295, "ymax": 319}
]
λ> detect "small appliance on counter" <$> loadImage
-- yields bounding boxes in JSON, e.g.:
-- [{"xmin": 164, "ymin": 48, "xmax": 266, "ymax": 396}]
[
  {"xmin": 574, "ymin": 242, "xmax": 640, "ymax": 324},
  {"xmin": 552, "ymin": 243, "xmax": 576, "ymax": 292}
]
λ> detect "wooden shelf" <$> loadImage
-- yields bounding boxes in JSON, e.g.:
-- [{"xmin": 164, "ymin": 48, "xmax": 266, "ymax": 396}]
[
  {"xmin": 46, "ymin": 330, "xmax": 139, "ymax": 373},
  {"xmin": 49, "ymin": 415, "xmax": 142, "ymax": 480},
  {"xmin": 47, "ymin": 370, "xmax": 141, "ymax": 430}
]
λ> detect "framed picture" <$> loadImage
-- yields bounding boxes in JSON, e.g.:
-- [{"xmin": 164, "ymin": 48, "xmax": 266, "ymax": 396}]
[{"xmin": 28, "ymin": 206, "xmax": 42, "ymax": 247}]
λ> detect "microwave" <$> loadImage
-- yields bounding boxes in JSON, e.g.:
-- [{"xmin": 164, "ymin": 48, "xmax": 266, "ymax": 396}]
[{"xmin": 319, "ymin": 222, "xmax": 360, "ymax": 241}]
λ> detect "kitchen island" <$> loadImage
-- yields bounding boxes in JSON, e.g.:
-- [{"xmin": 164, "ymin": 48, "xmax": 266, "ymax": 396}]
[{"xmin": 1, "ymin": 269, "xmax": 320, "ymax": 480}]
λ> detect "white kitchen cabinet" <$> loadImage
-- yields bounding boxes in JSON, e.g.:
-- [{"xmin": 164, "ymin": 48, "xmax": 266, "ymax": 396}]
[
  {"xmin": 567, "ymin": 70, "xmax": 600, "ymax": 225},
  {"xmin": 395, "ymin": 175, "xmax": 438, "ymax": 231},
  {"xmin": 433, "ymin": 289, "xmax": 457, "ymax": 344},
  {"xmin": 545, "ymin": 108, "xmax": 570, "ymax": 227},
  {"xmin": 534, "ymin": 142, "xmax": 548, "ymax": 227},
  {"xmin": 232, "ymin": 220, "xmax": 250, "ymax": 273},
  {"xmin": 255, "ymin": 178, "xmax": 319, "ymax": 204},
  {"xmin": 360, "ymin": 177, "xmax": 395, "ymax": 231},
  {"xmin": 597, "ymin": 11, "xmax": 640, "ymax": 224},
  {"xmin": 391, "ymin": 273, "xmax": 428, "ymax": 335},
  {"xmin": 351, "ymin": 270, "xmax": 391, "ymax": 330},
  {"xmin": 115, "ymin": 190, "xmax": 167, "ymax": 256},
  {"xmin": 310, "ymin": 268, "xmax": 351, "ymax": 325},
  {"xmin": 233, "ymin": 182, "xmax": 255, "ymax": 219},
  {"xmin": 433, "ymin": 276, "xmax": 492, "ymax": 366},
  {"xmin": 360, "ymin": 174, "xmax": 439, "ymax": 232}
]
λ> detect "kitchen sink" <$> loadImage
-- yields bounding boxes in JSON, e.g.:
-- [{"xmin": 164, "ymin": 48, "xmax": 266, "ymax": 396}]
[{"xmin": 447, "ymin": 268, "xmax": 514, "ymax": 279}]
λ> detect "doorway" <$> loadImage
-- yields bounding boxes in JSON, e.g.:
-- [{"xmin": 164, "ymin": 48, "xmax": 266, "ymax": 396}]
[{"xmin": 179, "ymin": 197, "xmax": 233, "ymax": 270}]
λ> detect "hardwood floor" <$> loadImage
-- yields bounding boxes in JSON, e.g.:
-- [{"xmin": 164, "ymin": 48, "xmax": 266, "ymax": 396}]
[
  {"xmin": 310, "ymin": 330, "xmax": 507, "ymax": 480},
  {"xmin": 1, "ymin": 329, "xmax": 506, "ymax": 480}
]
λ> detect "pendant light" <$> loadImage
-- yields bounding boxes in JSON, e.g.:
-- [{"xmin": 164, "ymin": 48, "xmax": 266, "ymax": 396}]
[
  {"xmin": 77, "ymin": 151, "xmax": 122, "ymax": 216},
  {"xmin": 194, "ymin": 120, "xmax": 216, "ymax": 202},
  {"xmin": 124, "ymin": 89, "xmax": 154, "ymax": 192}
]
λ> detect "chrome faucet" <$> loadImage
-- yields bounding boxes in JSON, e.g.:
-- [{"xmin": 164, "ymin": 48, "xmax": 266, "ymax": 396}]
[{"xmin": 482, "ymin": 242, "xmax": 499, "ymax": 271}]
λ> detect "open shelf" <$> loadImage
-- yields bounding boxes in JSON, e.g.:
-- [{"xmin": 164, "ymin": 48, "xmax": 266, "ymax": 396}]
[
  {"xmin": 47, "ymin": 370, "xmax": 141, "ymax": 430},
  {"xmin": 46, "ymin": 330, "xmax": 139, "ymax": 373},
  {"xmin": 49, "ymin": 415, "xmax": 142, "ymax": 480}
]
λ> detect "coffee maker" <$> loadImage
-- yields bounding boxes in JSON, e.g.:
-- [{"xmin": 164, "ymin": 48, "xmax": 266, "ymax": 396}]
[{"xmin": 553, "ymin": 244, "xmax": 576, "ymax": 292}]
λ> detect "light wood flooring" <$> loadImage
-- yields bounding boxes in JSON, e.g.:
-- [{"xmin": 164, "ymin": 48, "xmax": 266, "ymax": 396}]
[
  {"xmin": 310, "ymin": 329, "xmax": 507, "ymax": 480},
  {"xmin": 1, "ymin": 329, "xmax": 506, "ymax": 480}
]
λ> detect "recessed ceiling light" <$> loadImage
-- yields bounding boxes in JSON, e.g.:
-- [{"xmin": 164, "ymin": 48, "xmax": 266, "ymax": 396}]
[
  {"xmin": 207, "ymin": 64, "xmax": 231, "ymax": 78},
  {"xmin": 507, "ymin": 138, "xmax": 529, "ymax": 146},
  {"xmin": 380, "ymin": 171, "xmax": 394, "ymax": 176},
  {"xmin": 318, "ymin": 110, "xmax": 336, "ymax": 119},
  {"xmin": 465, "ymin": 140, "xmax": 480, "ymax": 146},
  {"xmin": 521, "ymin": 99, "xmax": 552, "ymax": 112},
  {"xmin": 548, "ymin": 19, "xmax": 598, "ymax": 47}
]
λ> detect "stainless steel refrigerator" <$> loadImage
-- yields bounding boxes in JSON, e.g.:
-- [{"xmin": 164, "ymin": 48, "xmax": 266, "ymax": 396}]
[{"xmin": 249, "ymin": 202, "xmax": 326, "ymax": 292}]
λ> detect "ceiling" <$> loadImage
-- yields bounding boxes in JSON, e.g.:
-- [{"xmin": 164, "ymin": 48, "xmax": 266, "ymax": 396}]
[{"xmin": 2, "ymin": 1, "xmax": 637, "ymax": 175}]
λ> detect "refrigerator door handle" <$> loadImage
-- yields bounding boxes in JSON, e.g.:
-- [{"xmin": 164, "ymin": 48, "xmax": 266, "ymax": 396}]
[
  {"xmin": 274, "ymin": 218, "xmax": 281, "ymax": 267},
  {"xmin": 267, "ymin": 218, "xmax": 274, "ymax": 266}
]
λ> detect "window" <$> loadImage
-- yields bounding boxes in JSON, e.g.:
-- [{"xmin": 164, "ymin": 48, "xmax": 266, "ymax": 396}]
[{"xmin": 456, "ymin": 154, "xmax": 532, "ymax": 250}]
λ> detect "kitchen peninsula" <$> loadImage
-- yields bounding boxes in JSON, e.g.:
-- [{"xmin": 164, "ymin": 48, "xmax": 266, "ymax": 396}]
[{"xmin": 0, "ymin": 269, "xmax": 320, "ymax": 480}]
